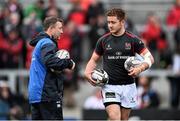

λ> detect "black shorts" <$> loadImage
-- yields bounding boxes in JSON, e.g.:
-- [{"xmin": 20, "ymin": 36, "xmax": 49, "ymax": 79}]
[{"xmin": 31, "ymin": 101, "xmax": 63, "ymax": 120}]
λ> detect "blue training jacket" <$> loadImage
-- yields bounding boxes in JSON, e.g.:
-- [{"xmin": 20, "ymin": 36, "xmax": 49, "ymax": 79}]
[{"xmin": 28, "ymin": 32, "xmax": 73, "ymax": 104}]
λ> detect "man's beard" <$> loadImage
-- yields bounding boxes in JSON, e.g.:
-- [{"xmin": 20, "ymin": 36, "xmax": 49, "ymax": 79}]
[
  {"xmin": 52, "ymin": 35, "xmax": 59, "ymax": 41},
  {"xmin": 52, "ymin": 33, "xmax": 60, "ymax": 40}
]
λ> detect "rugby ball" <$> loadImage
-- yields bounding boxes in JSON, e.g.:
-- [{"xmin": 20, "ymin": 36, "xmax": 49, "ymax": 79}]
[
  {"xmin": 56, "ymin": 49, "xmax": 70, "ymax": 59},
  {"xmin": 124, "ymin": 56, "xmax": 142, "ymax": 71},
  {"xmin": 91, "ymin": 69, "xmax": 109, "ymax": 86},
  {"xmin": 51, "ymin": 49, "xmax": 70, "ymax": 73}
]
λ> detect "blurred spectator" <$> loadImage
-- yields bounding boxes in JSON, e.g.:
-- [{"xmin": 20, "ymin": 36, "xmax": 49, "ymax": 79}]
[
  {"xmin": 65, "ymin": 20, "xmax": 83, "ymax": 63},
  {"xmin": 25, "ymin": 43, "xmax": 34, "ymax": 69},
  {"xmin": 136, "ymin": 76, "xmax": 160, "ymax": 109},
  {"xmin": 0, "ymin": 6, "xmax": 6, "ymax": 36},
  {"xmin": 0, "ymin": 81, "xmax": 11, "ymax": 120},
  {"xmin": 9, "ymin": 105, "xmax": 23, "ymax": 120},
  {"xmin": 0, "ymin": 0, "xmax": 23, "ymax": 38},
  {"xmin": 5, "ymin": 28, "xmax": 23, "ymax": 68},
  {"xmin": 166, "ymin": 0, "xmax": 180, "ymax": 27},
  {"xmin": 141, "ymin": 13, "xmax": 161, "ymax": 50},
  {"xmin": 86, "ymin": 0, "xmax": 105, "ymax": 25},
  {"xmin": 23, "ymin": 0, "xmax": 45, "ymax": 21},
  {"xmin": 168, "ymin": 21, "xmax": 180, "ymax": 108},
  {"xmin": 0, "ymin": 32, "xmax": 6, "ymax": 68},
  {"xmin": 88, "ymin": 14, "xmax": 108, "ymax": 50},
  {"xmin": 1, "ymin": 7, "xmax": 11, "ymax": 37},
  {"xmin": 0, "ymin": 28, "xmax": 24, "ymax": 68},
  {"xmin": 69, "ymin": 0, "xmax": 93, "ymax": 12},
  {"xmin": 22, "ymin": 11, "xmax": 43, "ymax": 68},
  {"xmin": 58, "ymin": 20, "xmax": 82, "ymax": 107},
  {"xmin": 67, "ymin": 1, "xmax": 86, "ymax": 27},
  {"xmin": 84, "ymin": 88, "xmax": 105, "ymax": 109},
  {"xmin": 0, "ymin": 81, "xmax": 28, "ymax": 119},
  {"xmin": 22, "ymin": 12, "xmax": 42, "ymax": 40},
  {"xmin": 169, "ymin": 54, "xmax": 180, "ymax": 108},
  {"xmin": 58, "ymin": 20, "xmax": 82, "ymax": 82},
  {"xmin": 4, "ymin": 0, "xmax": 23, "ymax": 25},
  {"xmin": 141, "ymin": 13, "xmax": 170, "ymax": 68},
  {"xmin": 158, "ymin": 31, "xmax": 172, "ymax": 69},
  {"xmin": 174, "ymin": 20, "xmax": 180, "ymax": 53},
  {"xmin": 44, "ymin": 0, "xmax": 62, "ymax": 18},
  {"xmin": 125, "ymin": 18, "xmax": 139, "ymax": 36},
  {"xmin": 4, "ymin": 12, "xmax": 21, "ymax": 37},
  {"xmin": 45, "ymin": 7, "xmax": 59, "ymax": 18}
]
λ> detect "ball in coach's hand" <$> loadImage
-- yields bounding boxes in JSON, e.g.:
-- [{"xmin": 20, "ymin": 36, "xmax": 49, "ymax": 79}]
[
  {"xmin": 91, "ymin": 69, "xmax": 109, "ymax": 86},
  {"xmin": 51, "ymin": 49, "xmax": 70, "ymax": 73},
  {"xmin": 56, "ymin": 49, "xmax": 70, "ymax": 59}
]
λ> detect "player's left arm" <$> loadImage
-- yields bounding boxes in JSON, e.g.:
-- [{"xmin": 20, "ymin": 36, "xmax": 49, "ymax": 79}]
[
  {"xmin": 128, "ymin": 36, "xmax": 154, "ymax": 77},
  {"xmin": 128, "ymin": 48, "xmax": 154, "ymax": 77},
  {"xmin": 138, "ymin": 48, "xmax": 154, "ymax": 72}
]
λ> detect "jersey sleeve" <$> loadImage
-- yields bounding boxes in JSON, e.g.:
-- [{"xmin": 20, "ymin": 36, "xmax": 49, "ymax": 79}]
[
  {"xmin": 134, "ymin": 37, "xmax": 146, "ymax": 54},
  {"xmin": 94, "ymin": 38, "xmax": 104, "ymax": 55}
]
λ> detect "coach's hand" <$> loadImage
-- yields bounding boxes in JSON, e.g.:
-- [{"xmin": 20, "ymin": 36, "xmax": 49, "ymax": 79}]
[
  {"xmin": 70, "ymin": 59, "xmax": 75, "ymax": 70},
  {"xmin": 128, "ymin": 67, "xmax": 141, "ymax": 78},
  {"xmin": 84, "ymin": 72, "xmax": 97, "ymax": 86}
]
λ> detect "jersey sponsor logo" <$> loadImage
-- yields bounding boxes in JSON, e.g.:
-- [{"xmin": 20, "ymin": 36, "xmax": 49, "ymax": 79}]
[
  {"xmin": 106, "ymin": 44, "xmax": 112, "ymax": 50},
  {"xmin": 125, "ymin": 42, "xmax": 131, "ymax": 50},
  {"xmin": 105, "ymin": 92, "xmax": 116, "ymax": 98},
  {"xmin": 116, "ymin": 51, "xmax": 122, "ymax": 55},
  {"xmin": 108, "ymin": 55, "xmax": 129, "ymax": 60}
]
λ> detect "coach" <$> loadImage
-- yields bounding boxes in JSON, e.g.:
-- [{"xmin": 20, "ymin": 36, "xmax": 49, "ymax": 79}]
[{"xmin": 28, "ymin": 16, "xmax": 75, "ymax": 120}]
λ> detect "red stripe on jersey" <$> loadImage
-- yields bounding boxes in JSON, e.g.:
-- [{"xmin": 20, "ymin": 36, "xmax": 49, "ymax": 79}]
[
  {"xmin": 132, "ymin": 42, "xmax": 135, "ymax": 55},
  {"xmin": 102, "ymin": 32, "xmax": 111, "ymax": 38},
  {"xmin": 139, "ymin": 48, "xmax": 146, "ymax": 54},
  {"xmin": 101, "ymin": 41, "xmax": 105, "ymax": 50},
  {"xmin": 100, "ymin": 32, "xmax": 111, "ymax": 50},
  {"xmin": 125, "ymin": 31, "xmax": 136, "ymax": 38}
]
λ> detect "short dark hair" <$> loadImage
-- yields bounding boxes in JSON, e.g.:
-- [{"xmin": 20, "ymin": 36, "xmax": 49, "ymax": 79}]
[
  {"xmin": 106, "ymin": 8, "xmax": 126, "ymax": 21},
  {"xmin": 43, "ymin": 16, "xmax": 63, "ymax": 31}
]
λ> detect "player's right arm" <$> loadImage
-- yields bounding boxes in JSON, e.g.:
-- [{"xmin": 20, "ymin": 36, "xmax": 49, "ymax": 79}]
[{"xmin": 84, "ymin": 51, "xmax": 101, "ymax": 86}]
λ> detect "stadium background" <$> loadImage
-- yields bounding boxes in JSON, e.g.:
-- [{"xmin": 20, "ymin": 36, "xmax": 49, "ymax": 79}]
[{"xmin": 0, "ymin": 0, "xmax": 180, "ymax": 120}]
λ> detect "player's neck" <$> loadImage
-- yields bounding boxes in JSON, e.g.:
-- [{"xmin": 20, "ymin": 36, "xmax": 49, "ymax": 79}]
[{"xmin": 112, "ymin": 28, "xmax": 125, "ymax": 37}]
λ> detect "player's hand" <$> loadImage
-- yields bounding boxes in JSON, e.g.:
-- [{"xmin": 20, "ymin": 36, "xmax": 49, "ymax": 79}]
[
  {"xmin": 128, "ymin": 67, "xmax": 141, "ymax": 78},
  {"xmin": 84, "ymin": 72, "xmax": 97, "ymax": 86}
]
